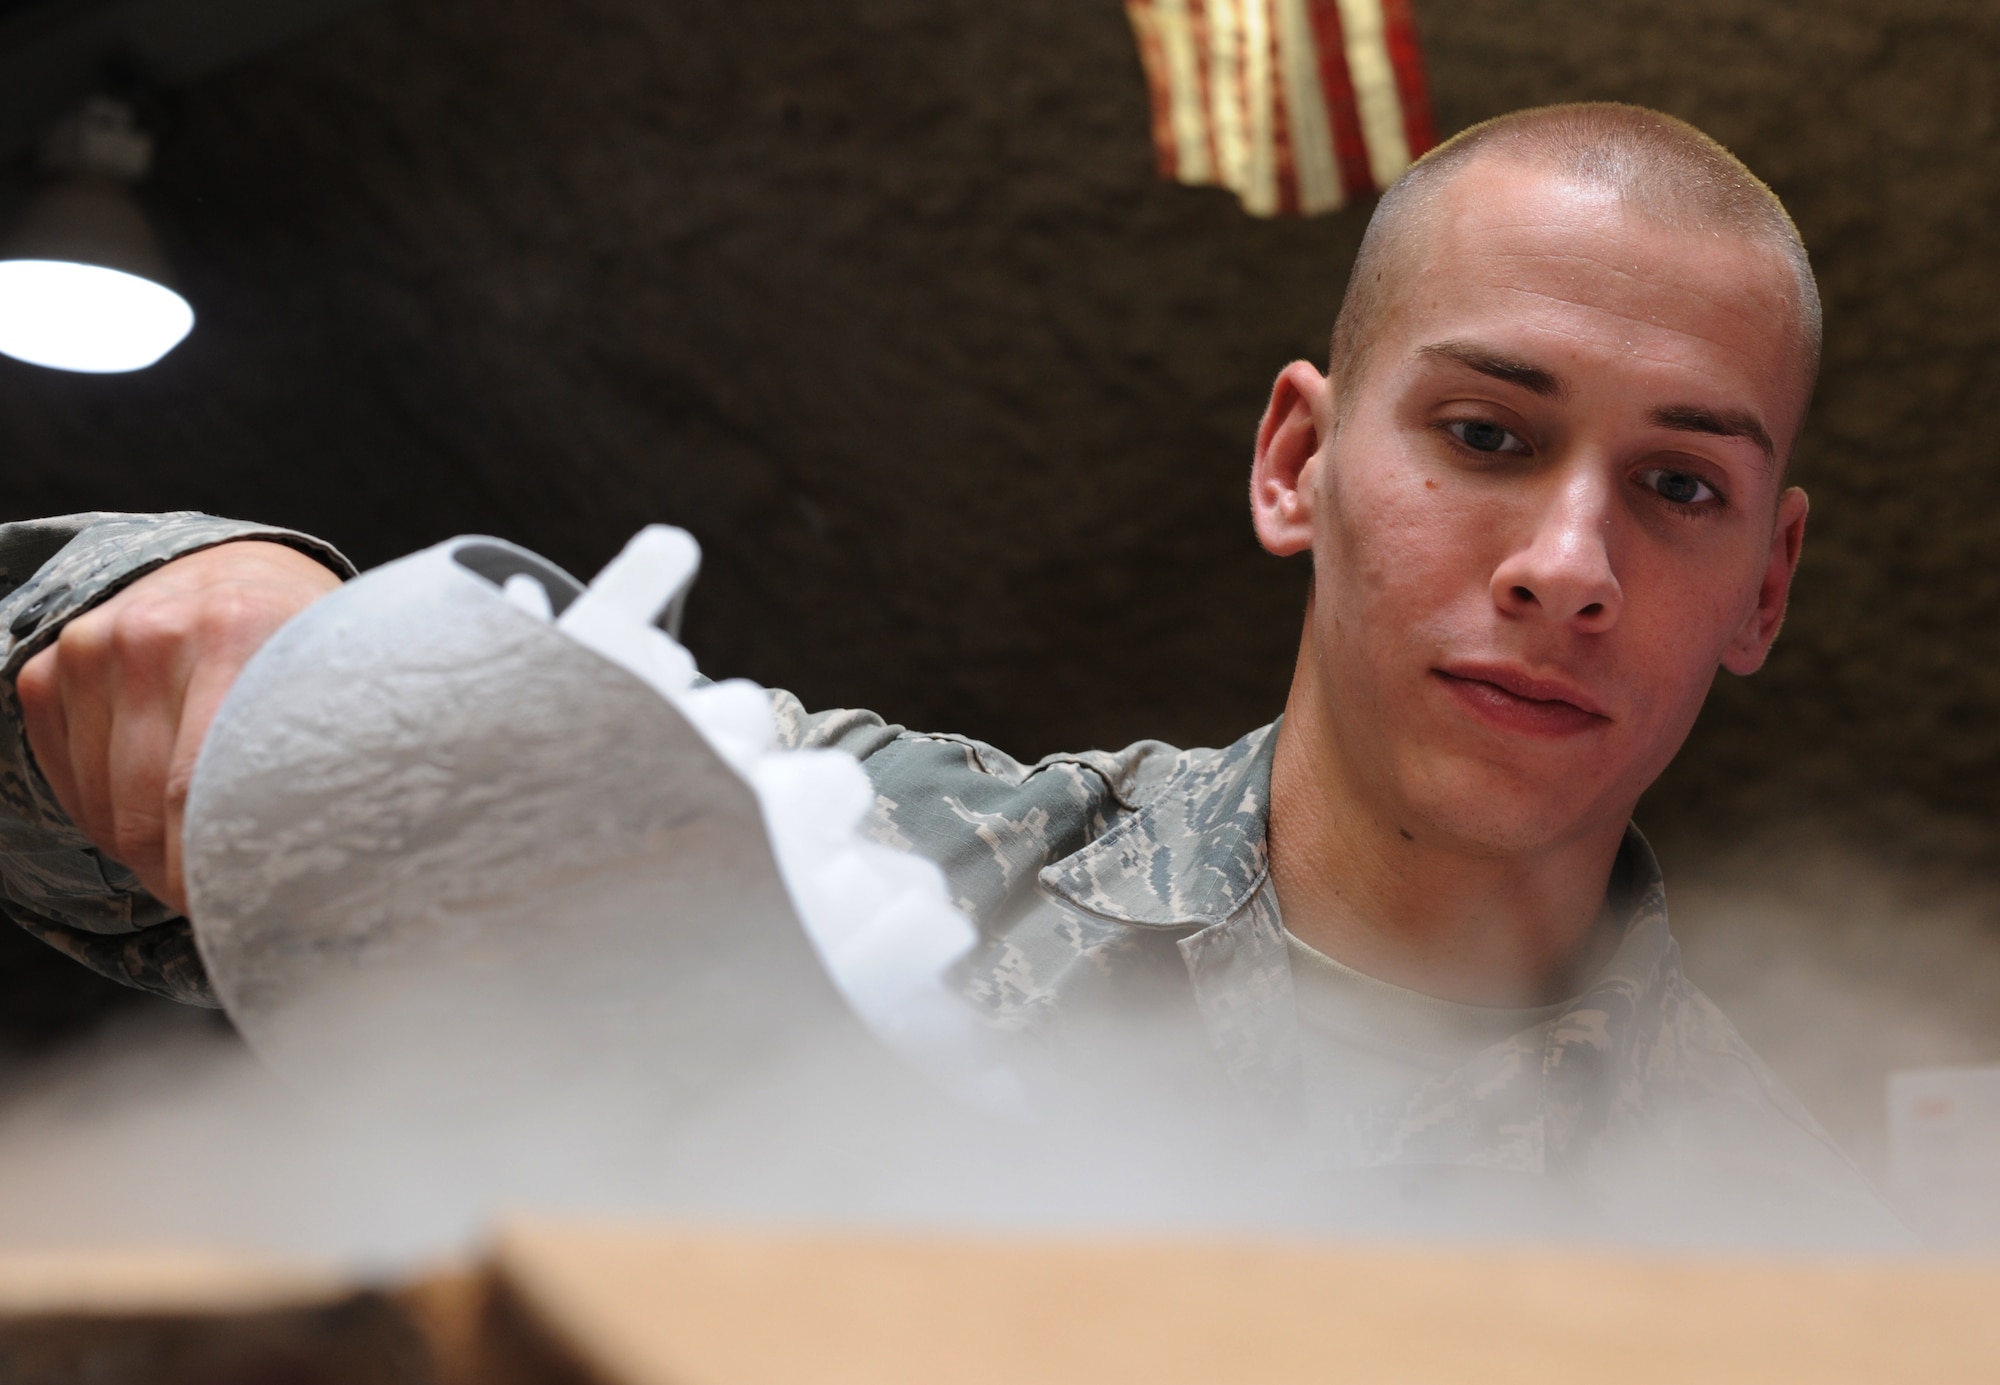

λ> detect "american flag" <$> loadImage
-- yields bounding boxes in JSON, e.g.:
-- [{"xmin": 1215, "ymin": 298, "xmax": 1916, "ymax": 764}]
[{"xmin": 1125, "ymin": 0, "xmax": 1436, "ymax": 216}]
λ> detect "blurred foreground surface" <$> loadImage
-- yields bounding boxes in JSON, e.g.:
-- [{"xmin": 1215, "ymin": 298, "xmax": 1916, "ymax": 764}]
[
  {"xmin": 2, "ymin": 828, "xmax": 2000, "ymax": 1380},
  {"xmin": 2, "ymin": 1221, "xmax": 1997, "ymax": 1384}
]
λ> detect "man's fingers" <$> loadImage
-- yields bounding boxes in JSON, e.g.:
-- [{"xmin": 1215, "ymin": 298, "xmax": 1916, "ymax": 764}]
[
  {"xmin": 95, "ymin": 591, "xmax": 210, "ymax": 901},
  {"xmin": 51, "ymin": 626, "xmax": 120, "ymax": 851},
  {"xmin": 8, "ymin": 541, "xmax": 342, "ymax": 914},
  {"xmin": 158, "ymin": 659, "xmax": 242, "ymax": 917},
  {"xmin": 103, "ymin": 673, "xmax": 185, "ymax": 901},
  {"xmin": 16, "ymin": 646, "xmax": 80, "ymax": 823}
]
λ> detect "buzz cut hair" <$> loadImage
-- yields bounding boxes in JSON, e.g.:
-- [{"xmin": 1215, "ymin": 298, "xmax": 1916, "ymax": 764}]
[{"xmin": 1328, "ymin": 102, "xmax": 1822, "ymax": 414}]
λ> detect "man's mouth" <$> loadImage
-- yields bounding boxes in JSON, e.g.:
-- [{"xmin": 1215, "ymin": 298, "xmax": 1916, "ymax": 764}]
[{"xmin": 1431, "ymin": 663, "xmax": 1612, "ymax": 738}]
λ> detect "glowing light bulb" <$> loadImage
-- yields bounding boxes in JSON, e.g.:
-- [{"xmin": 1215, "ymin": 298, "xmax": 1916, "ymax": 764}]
[{"xmin": 0, "ymin": 258, "xmax": 194, "ymax": 373}]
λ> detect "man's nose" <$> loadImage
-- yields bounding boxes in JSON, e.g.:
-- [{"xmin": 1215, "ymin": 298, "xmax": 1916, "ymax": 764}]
[{"xmin": 1489, "ymin": 473, "xmax": 1623, "ymax": 633}]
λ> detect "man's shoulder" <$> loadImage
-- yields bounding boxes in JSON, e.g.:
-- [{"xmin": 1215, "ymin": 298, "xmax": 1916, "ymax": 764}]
[
  {"xmin": 773, "ymin": 688, "xmax": 1244, "ymax": 814},
  {"xmin": 1651, "ymin": 967, "xmax": 1828, "ymax": 1133},
  {"xmin": 1614, "ymin": 964, "xmax": 1909, "ymax": 1236},
  {"xmin": 771, "ymin": 690, "xmax": 1281, "ymax": 934}
]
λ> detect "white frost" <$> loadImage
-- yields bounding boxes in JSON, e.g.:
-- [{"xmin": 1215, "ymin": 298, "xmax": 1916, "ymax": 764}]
[{"xmin": 551, "ymin": 526, "xmax": 1025, "ymax": 1115}]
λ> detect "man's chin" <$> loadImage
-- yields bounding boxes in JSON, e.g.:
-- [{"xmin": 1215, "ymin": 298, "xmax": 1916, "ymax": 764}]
[{"xmin": 1394, "ymin": 760, "xmax": 1627, "ymax": 858}]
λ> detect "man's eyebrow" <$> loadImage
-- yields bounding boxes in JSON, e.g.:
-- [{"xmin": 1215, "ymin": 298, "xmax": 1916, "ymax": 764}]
[
  {"xmin": 1650, "ymin": 404, "xmax": 1775, "ymax": 463},
  {"xmin": 1416, "ymin": 341, "xmax": 1567, "ymax": 399}
]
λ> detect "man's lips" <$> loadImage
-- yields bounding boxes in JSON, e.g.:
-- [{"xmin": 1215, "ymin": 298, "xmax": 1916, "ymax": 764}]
[{"xmin": 1431, "ymin": 663, "xmax": 1612, "ymax": 738}]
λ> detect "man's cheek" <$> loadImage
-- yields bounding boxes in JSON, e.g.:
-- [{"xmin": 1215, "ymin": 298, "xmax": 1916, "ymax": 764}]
[
  {"xmin": 1340, "ymin": 505, "xmax": 1468, "ymax": 611},
  {"xmin": 1619, "ymin": 584, "xmax": 1743, "ymax": 705},
  {"xmin": 1599, "ymin": 641, "xmax": 1717, "ymax": 790}
]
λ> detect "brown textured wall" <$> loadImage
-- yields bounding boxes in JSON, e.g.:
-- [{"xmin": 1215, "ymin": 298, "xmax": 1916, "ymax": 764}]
[{"xmin": 0, "ymin": 0, "xmax": 1995, "ymax": 884}]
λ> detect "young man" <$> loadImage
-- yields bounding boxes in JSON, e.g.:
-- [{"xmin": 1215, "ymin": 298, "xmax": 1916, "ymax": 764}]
[{"xmin": 0, "ymin": 105, "xmax": 1901, "ymax": 1236}]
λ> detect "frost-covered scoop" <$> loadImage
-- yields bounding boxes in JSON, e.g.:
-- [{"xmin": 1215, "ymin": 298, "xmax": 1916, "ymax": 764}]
[{"xmin": 181, "ymin": 527, "xmax": 1020, "ymax": 1118}]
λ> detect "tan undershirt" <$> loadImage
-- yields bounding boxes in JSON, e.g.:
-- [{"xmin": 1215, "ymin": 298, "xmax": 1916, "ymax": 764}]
[{"xmin": 1285, "ymin": 930, "xmax": 1566, "ymax": 1129}]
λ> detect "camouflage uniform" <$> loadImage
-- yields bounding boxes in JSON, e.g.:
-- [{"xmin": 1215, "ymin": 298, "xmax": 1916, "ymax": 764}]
[
  {"xmin": 773, "ymin": 696, "xmax": 1897, "ymax": 1230},
  {"xmin": 0, "ymin": 514, "xmax": 1898, "ymax": 1232}
]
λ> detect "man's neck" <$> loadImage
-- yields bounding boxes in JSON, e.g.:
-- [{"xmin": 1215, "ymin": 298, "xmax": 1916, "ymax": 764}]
[{"xmin": 1266, "ymin": 656, "xmax": 1629, "ymax": 1009}]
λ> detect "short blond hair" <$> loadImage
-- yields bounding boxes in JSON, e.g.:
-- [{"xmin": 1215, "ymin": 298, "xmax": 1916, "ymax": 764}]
[{"xmin": 1329, "ymin": 103, "xmax": 1820, "ymax": 415}]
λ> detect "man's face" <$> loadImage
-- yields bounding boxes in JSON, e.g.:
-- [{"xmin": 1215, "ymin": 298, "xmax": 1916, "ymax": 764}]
[{"xmin": 1280, "ymin": 159, "xmax": 1810, "ymax": 855}]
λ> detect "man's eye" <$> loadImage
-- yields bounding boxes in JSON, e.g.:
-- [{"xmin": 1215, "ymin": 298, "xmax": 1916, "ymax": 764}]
[
  {"xmin": 1639, "ymin": 467, "xmax": 1717, "ymax": 506},
  {"xmin": 1444, "ymin": 420, "xmax": 1528, "ymax": 454}
]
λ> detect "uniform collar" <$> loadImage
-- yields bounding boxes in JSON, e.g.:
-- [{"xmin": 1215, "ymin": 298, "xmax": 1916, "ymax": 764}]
[
  {"xmin": 1327, "ymin": 829, "xmax": 1678, "ymax": 1174},
  {"xmin": 1037, "ymin": 721, "xmax": 1279, "ymax": 928},
  {"xmin": 1036, "ymin": 719, "xmax": 1686, "ymax": 1168}
]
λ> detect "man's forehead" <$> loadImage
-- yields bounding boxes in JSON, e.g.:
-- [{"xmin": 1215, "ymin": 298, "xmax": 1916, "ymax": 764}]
[
  {"xmin": 1379, "ymin": 164, "xmax": 1806, "ymax": 416},
  {"xmin": 1408, "ymin": 158, "xmax": 1800, "ymax": 310}
]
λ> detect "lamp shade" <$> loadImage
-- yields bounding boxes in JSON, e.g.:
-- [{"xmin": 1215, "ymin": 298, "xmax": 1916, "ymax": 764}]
[{"xmin": 0, "ymin": 174, "xmax": 194, "ymax": 373}]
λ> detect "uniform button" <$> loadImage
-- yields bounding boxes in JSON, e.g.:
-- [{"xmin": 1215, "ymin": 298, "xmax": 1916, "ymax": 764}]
[{"xmin": 9, "ymin": 585, "xmax": 69, "ymax": 639}]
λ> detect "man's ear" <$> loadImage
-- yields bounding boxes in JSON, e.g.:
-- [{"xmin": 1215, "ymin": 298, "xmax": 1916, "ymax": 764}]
[
  {"xmin": 1250, "ymin": 361, "xmax": 1334, "ymax": 558},
  {"xmin": 1721, "ymin": 486, "xmax": 1810, "ymax": 675}
]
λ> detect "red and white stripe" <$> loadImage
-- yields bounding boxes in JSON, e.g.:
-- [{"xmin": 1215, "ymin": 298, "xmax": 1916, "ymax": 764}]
[{"xmin": 1126, "ymin": 0, "xmax": 1436, "ymax": 216}]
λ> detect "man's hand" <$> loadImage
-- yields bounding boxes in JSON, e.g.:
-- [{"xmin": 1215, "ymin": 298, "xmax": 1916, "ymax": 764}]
[{"xmin": 16, "ymin": 541, "xmax": 343, "ymax": 915}]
